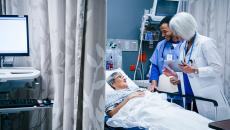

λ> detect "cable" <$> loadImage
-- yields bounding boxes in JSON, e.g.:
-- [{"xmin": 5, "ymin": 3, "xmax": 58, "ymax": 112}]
[
  {"xmin": 29, "ymin": 109, "xmax": 48, "ymax": 130},
  {"xmin": 0, "ymin": 56, "xmax": 5, "ymax": 67},
  {"xmin": 138, "ymin": 67, "xmax": 143, "ymax": 80},
  {"xmin": 28, "ymin": 78, "xmax": 46, "ymax": 130},
  {"xmin": 133, "ymin": 40, "xmax": 142, "ymax": 80},
  {"xmin": 134, "ymin": 13, "xmax": 149, "ymax": 80},
  {"xmin": 141, "ymin": 62, "xmax": 145, "ymax": 80}
]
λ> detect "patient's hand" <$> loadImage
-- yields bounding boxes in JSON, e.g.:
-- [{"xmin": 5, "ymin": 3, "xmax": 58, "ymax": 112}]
[{"xmin": 127, "ymin": 91, "xmax": 145, "ymax": 100}]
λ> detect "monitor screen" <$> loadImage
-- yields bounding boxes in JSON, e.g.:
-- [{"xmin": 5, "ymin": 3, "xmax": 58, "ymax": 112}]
[
  {"xmin": 0, "ymin": 15, "xmax": 29, "ymax": 56},
  {"xmin": 151, "ymin": 0, "xmax": 180, "ymax": 21},
  {"xmin": 155, "ymin": 0, "xmax": 179, "ymax": 16}
]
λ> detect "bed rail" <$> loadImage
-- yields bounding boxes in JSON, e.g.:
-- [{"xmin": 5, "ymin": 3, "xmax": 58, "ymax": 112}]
[
  {"xmin": 155, "ymin": 90, "xmax": 218, "ymax": 120},
  {"xmin": 138, "ymin": 86, "xmax": 218, "ymax": 107},
  {"xmin": 155, "ymin": 90, "xmax": 218, "ymax": 107}
]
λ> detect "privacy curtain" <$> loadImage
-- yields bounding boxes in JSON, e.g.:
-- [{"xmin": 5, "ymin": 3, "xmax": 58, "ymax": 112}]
[
  {"xmin": 4, "ymin": 0, "xmax": 106, "ymax": 129},
  {"xmin": 187, "ymin": 0, "xmax": 230, "ymax": 103}
]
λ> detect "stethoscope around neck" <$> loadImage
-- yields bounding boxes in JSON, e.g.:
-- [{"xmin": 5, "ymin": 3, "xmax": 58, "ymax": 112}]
[{"xmin": 183, "ymin": 33, "xmax": 197, "ymax": 64}]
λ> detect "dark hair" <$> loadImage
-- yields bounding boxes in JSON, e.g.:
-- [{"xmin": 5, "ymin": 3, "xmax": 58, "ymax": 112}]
[{"xmin": 159, "ymin": 16, "xmax": 173, "ymax": 27}]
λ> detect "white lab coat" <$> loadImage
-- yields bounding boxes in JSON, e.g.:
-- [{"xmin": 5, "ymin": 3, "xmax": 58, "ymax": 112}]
[{"xmin": 178, "ymin": 33, "xmax": 230, "ymax": 121}]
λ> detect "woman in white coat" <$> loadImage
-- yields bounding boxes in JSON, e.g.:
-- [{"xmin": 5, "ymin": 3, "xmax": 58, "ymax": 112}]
[{"xmin": 168, "ymin": 12, "xmax": 230, "ymax": 121}]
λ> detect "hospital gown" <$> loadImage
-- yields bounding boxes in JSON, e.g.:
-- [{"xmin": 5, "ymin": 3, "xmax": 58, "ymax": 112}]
[{"xmin": 105, "ymin": 87, "xmax": 146, "ymax": 113}]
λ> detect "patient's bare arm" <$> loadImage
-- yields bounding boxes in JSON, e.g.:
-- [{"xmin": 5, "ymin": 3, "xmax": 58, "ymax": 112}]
[{"xmin": 108, "ymin": 91, "xmax": 145, "ymax": 117}]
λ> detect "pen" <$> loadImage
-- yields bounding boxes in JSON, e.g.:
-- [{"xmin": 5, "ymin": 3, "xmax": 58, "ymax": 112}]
[{"xmin": 180, "ymin": 60, "xmax": 186, "ymax": 66}]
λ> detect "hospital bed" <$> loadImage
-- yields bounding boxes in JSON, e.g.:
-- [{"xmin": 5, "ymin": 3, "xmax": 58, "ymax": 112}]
[{"xmin": 105, "ymin": 68, "xmax": 218, "ymax": 130}]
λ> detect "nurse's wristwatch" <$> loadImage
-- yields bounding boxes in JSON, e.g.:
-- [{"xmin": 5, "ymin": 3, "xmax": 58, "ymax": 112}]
[{"xmin": 193, "ymin": 68, "xmax": 199, "ymax": 74}]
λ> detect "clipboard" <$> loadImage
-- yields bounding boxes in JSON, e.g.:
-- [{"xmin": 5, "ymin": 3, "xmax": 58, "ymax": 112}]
[
  {"xmin": 165, "ymin": 60, "xmax": 182, "ymax": 72},
  {"xmin": 157, "ymin": 74, "xmax": 178, "ymax": 93}
]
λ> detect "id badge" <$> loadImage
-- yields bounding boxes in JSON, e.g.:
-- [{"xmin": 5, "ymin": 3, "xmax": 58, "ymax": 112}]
[{"xmin": 166, "ymin": 54, "xmax": 173, "ymax": 61}]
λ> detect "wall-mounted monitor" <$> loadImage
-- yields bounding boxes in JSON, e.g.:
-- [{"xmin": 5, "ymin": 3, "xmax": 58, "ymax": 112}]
[
  {"xmin": 151, "ymin": 0, "xmax": 180, "ymax": 21},
  {"xmin": 0, "ymin": 15, "xmax": 29, "ymax": 56}
]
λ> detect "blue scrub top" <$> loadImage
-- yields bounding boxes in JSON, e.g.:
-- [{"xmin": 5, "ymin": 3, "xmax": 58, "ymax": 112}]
[
  {"xmin": 149, "ymin": 39, "xmax": 182, "ymax": 81},
  {"xmin": 183, "ymin": 72, "xmax": 194, "ymax": 104}
]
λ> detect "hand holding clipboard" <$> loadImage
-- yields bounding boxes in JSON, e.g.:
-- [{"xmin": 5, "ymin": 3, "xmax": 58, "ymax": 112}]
[
  {"xmin": 165, "ymin": 60, "xmax": 183, "ymax": 72},
  {"xmin": 178, "ymin": 60, "xmax": 197, "ymax": 74}
]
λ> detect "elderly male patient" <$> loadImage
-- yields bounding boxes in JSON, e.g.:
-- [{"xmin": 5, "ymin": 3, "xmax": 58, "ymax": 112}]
[{"xmin": 105, "ymin": 72, "xmax": 213, "ymax": 130}]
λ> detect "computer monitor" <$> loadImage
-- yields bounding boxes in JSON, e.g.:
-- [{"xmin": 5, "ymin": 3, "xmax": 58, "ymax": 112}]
[
  {"xmin": 0, "ymin": 15, "xmax": 29, "ymax": 56},
  {"xmin": 151, "ymin": 0, "xmax": 180, "ymax": 21}
]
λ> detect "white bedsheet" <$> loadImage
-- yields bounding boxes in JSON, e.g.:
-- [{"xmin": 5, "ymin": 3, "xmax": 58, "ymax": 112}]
[{"xmin": 106, "ymin": 91, "xmax": 213, "ymax": 130}]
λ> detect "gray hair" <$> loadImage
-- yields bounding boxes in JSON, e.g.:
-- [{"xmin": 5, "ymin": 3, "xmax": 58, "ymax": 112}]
[
  {"xmin": 106, "ymin": 72, "xmax": 119, "ymax": 88},
  {"xmin": 169, "ymin": 12, "xmax": 197, "ymax": 40}
]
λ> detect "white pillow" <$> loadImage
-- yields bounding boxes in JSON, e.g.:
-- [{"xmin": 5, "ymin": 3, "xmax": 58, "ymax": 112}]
[{"xmin": 105, "ymin": 68, "xmax": 139, "ymax": 94}]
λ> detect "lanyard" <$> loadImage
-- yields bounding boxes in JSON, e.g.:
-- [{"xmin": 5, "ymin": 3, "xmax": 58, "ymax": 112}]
[
  {"xmin": 161, "ymin": 40, "xmax": 180, "ymax": 59},
  {"xmin": 161, "ymin": 41, "xmax": 168, "ymax": 58},
  {"xmin": 183, "ymin": 33, "xmax": 196, "ymax": 64}
]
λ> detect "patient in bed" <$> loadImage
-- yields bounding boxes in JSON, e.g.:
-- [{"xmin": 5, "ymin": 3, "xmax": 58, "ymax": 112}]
[
  {"xmin": 105, "ymin": 72, "xmax": 213, "ymax": 130},
  {"xmin": 105, "ymin": 72, "xmax": 147, "ymax": 117}
]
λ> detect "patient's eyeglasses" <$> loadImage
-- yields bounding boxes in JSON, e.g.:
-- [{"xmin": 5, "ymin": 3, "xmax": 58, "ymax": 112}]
[
  {"xmin": 107, "ymin": 72, "xmax": 125, "ymax": 86},
  {"xmin": 114, "ymin": 74, "xmax": 123, "ymax": 80}
]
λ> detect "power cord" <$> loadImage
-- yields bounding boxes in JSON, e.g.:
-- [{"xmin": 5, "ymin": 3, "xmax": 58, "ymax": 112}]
[
  {"xmin": 0, "ymin": 56, "xmax": 5, "ymax": 67},
  {"xmin": 29, "ymin": 109, "xmax": 48, "ymax": 130}
]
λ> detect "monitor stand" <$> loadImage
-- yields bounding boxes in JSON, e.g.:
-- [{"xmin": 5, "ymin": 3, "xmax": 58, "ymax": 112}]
[{"xmin": 0, "ymin": 56, "xmax": 4, "ymax": 68}]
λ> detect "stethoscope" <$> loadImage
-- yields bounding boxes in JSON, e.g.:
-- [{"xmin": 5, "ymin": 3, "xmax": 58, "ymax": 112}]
[{"xmin": 183, "ymin": 33, "xmax": 197, "ymax": 64}]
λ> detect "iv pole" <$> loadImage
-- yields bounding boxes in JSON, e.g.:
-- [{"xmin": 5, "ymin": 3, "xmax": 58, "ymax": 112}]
[{"xmin": 133, "ymin": 10, "xmax": 150, "ymax": 80}]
